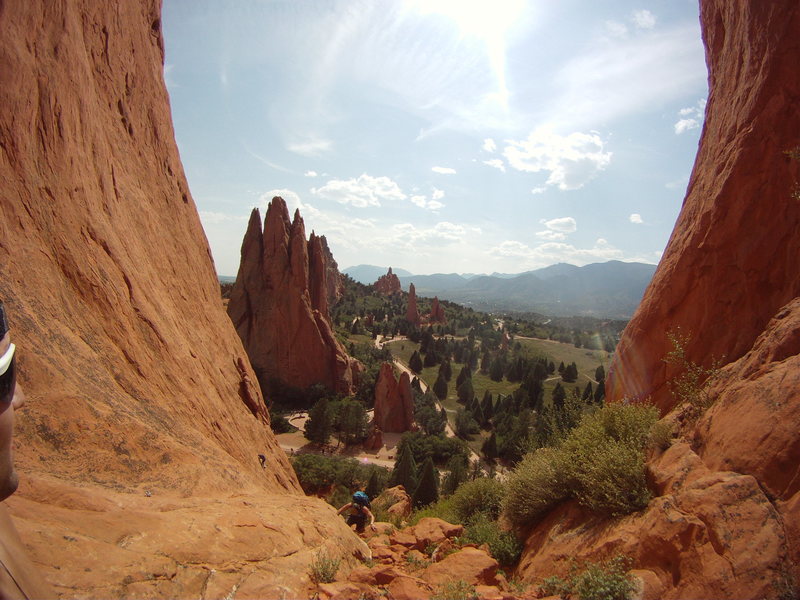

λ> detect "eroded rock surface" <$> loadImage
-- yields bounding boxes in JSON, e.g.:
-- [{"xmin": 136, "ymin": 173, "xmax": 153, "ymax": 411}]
[
  {"xmin": 373, "ymin": 363, "xmax": 415, "ymax": 433},
  {"xmin": 429, "ymin": 297, "xmax": 446, "ymax": 324},
  {"xmin": 406, "ymin": 284, "xmax": 421, "ymax": 326},
  {"xmin": 374, "ymin": 267, "xmax": 402, "ymax": 296},
  {"xmin": 227, "ymin": 200, "xmax": 362, "ymax": 396}
]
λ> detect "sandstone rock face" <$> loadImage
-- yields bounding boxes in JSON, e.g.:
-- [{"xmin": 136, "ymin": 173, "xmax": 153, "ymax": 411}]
[
  {"xmin": 227, "ymin": 200, "xmax": 362, "ymax": 396},
  {"xmin": 607, "ymin": 0, "xmax": 800, "ymax": 412},
  {"xmin": 374, "ymin": 267, "xmax": 402, "ymax": 296},
  {"xmin": 372, "ymin": 486, "xmax": 412, "ymax": 520},
  {"xmin": 406, "ymin": 283, "xmax": 421, "ymax": 326},
  {"xmin": 373, "ymin": 363, "xmax": 415, "ymax": 433},
  {"xmin": 429, "ymin": 297, "xmax": 446, "ymax": 324},
  {"xmin": 319, "ymin": 234, "xmax": 344, "ymax": 307},
  {"xmin": 0, "ymin": 1, "xmax": 370, "ymax": 595},
  {"xmin": 520, "ymin": 2, "xmax": 800, "ymax": 597}
]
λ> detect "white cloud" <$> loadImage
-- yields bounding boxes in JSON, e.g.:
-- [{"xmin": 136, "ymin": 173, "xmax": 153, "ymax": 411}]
[
  {"xmin": 426, "ymin": 200, "xmax": 445, "ymax": 210},
  {"xmin": 504, "ymin": 129, "xmax": 612, "ymax": 190},
  {"xmin": 541, "ymin": 216, "xmax": 577, "ymax": 233},
  {"xmin": 489, "ymin": 238, "xmax": 623, "ymax": 268},
  {"xmin": 483, "ymin": 159, "xmax": 506, "ymax": 172},
  {"xmin": 432, "ymin": 188, "xmax": 445, "ymax": 201},
  {"xmin": 629, "ymin": 213, "xmax": 643, "ymax": 224},
  {"xmin": 674, "ymin": 98, "xmax": 706, "ymax": 134},
  {"xmin": 260, "ymin": 189, "xmax": 322, "ymax": 218},
  {"xmin": 287, "ymin": 137, "xmax": 333, "ymax": 157},
  {"xmin": 410, "ymin": 195, "xmax": 427, "ymax": 208},
  {"xmin": 536, "ymin": 230, "xmax": 566, "ymax": 241},
  {"xmin": 531, "ymin": 186, "xmax": 547, "ymax": 195},
  {"xmin": 409, "ymin": 191, "xmax": 445, "ymax": 211},
  {"xmin": 305, "ymin": 170, "xmax": 318, "ymax": 177},
  {"xmin": 483, "ymin": 138, "xmax": 497, "ymax": 153},
  {"xmin": 432, "ymin": 166, "xmax": 457, "ymax": 175},
  {"xmin": 311, "ymin": 174, "xmax": 406, "ymax": 207},
  {"xmin": 632, "ymin": 10, "xmax": 656, "ymax": 30},
  {"xmin": 604, "ymin": 20, "xmax": 628, "ymax": 38}
]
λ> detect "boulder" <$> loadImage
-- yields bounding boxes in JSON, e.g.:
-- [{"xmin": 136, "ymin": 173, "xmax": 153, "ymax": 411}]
[
  {"xmin": 372, "ymin": 486, "xmax": 413, "ymax": 519},
  {"xmin": 374, "ymin": 267, "xmax": 402, "ymax": 296},
  {"xmin": 373, "ymin": 363, "xmax": 415, "ymax": 433},
  {"xmin": 606, "ymin": 0, "xmax": 800, "ymax": 412},
  {"xmin": 364, "ymin": 427, "xmax": 383, "ymax": 451},
  {"xmin": 422, "ymin": 547, "xmax": 499, "ymax": 587},
  {"xmin": 406, "ymin": 283, "xmax": 421, "ymax": 326},
  {"xmin": 227, "ymin": 200, "xmax": 363, "ymax": 396},
  {"xmin": 408, "ymin": 518, "xmax": 464, "ymax": 551},
  {"xmin": 386, "ymin": 575, "xmax": 432, "ymax": 600}
]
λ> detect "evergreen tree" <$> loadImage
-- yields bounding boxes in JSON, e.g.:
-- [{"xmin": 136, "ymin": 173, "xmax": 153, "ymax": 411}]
[
  {"xmin": 409, "ymin": 351, "xmax": 423, "ymax": 374},
  {"xmin": 412, "ymin": 457, "xmax": 439, "ymax": 508},
  {"xmin": 548, "ymin": 360, "xmax": 556, "ymax": 374},
  {"xmin": 335, "ymin": 399, "xmax": 368, "ymax": 446},
  {"xmin": 582, "ymin": 381, "xmax": 594, "ymax": 401},
  {"xmin": 561, "ymin": 362, "xmax": 578, "ymax": 383},
  {"xmin": 365, "ymin": 470, "xmax": 380, "ymax": 500},
  {"xmin": 455, "ymin": 408, "xmax": 479, "ymax": 439},
  {"xmin": 552, "ymin": 382, "xmax": 566, "ymax": 410},
  {"xmin": 489, "ymin": 355, "xmax": 505, "ymax": 381},
  {"xmin": 441, "ymin": 456, "xmax": 468, "ymax": 496},
  {"xmin": 433, "ymin": 373, "xmax": 449, "ymax": 401},
  {"xmin": 457, "ymin": 377, "xmax": 474, "ymax": 404},
  {"xmin": 594, "ymin": 380, "xmax": 605, "ymax": 404},
  {"xmin": 304, "ymin": 398, "xmax": 332, "ymax": 445},
  {"xmin": 557, "ymin": 361, "xmax": 565, "ymax": 374},
  {"xmin": 456, "ymin": 365, "xmax": 472, "ymax": 388},
  {"xmin": 423, "ymin": 348, "xmax": 439, "ymax": 368},
  {"xmin": 439, "ymin": 360, "xmax": 453, "ymax": 382},
  {"xmin": 482, "ymin": 432, "xmax": 498, "ymax": 460},
  {"xmin": 595, "ymin": 365, "xmax": 606, "ymax": 383},
  {"xmin": 389, "ymin": 443, "xmax": 418, "ymax": 492},
  {"xmin": 480, "ymin": 351, "xmax": 491, "ymax": 373}
]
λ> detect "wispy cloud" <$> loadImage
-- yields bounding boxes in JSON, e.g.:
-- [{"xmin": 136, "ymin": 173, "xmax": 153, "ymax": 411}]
[
  {"xmin": 489, "ymin": 237, "xmax": 623, "ymax": 268},
  {"xmin": 674, "ymin": 98, "xmax": 707, "ymax": 134},
  {"xmin": 287, "ymin": 137, "xmax": 333, "ymax": 157},
  {"xmin": 629, "ymin": 213, "xmax": 643, "ymax": 224},
  {"xmin": 305, "ymin": 170, "xmax": 319, "ymax": 177},
  {"xmin": 311, "ymin": 174, "xmax": 406, "ymax": 207},
  {"xmin": 504, "ymin": 129, "xmax": 611, "ymax": 190},
  {"xmin": 244, "ymin": 145, "xmax": 294, "ymax": 174},
  {"xmin": 483, "ymin": 138, "xmax": 497, "ymax": 153},
  {"xmin": 432, "ymin": 166, "xmax": 457, "ymax": 175},
  {"xmin": 632, "ymin": 10, "xmax": 656, "ymax": 30},
  {"xmin": 483, "ymin": 159, "xmax": 506, "ymax": 172}
]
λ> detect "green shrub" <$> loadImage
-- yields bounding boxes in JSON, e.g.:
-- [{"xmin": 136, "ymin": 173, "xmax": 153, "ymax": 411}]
[
  {"xmin": 408, "ymin": 497, "xmax": 457, "ymax": 526},
  {"xmin": 503, "ymin": 403, "xmax": 659, "ymax": 530},
  {"xmin": 450, "ymin": 477, "xmax": 505, "ymax": 522},
  {"xmin": 664, "ymin": 328, "xmax": 722, "ymax": 419},
  {"xmin": 503, "ymin": 446, "xmax": 570, "ymax": 529},
  {"xmin": 540, "ymin": 555, "xmax": 635, "ymax": 600},
  {"xmin": 309, "ymin": 549, "xmax": 340, "ymax": 584},
  {"xmin": 461, "ymin": 513, "xmax": 523, "ymax": 567},
  {"xmin": 431, "ymin": 580, "xmax": 478, "ymax": 600}
]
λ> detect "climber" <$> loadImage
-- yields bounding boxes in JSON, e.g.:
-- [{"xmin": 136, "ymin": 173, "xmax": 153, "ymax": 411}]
[
  {"xmin": 0, "ymin": 300, "xmax": 54, "ymax": 598},
  {"xmin": 336, "ymin": 491, "xmax": 376, "ymax": 533}
]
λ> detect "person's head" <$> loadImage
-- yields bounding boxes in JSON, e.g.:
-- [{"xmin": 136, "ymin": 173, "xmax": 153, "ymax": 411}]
[{"xmin": 0, "ymin": 300, "xmax": 25, "ymax": 501}]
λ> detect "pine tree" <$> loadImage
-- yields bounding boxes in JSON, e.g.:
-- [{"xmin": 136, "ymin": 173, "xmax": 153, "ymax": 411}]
[
  {"xmin": 557, "ymin": 361, "xmax": 565, "ymax": 374},
  {"xmin": 433, "ymin": 373, "xmax": 449, "ymax": 400},
  {"xmin": 457, "ymin": 377, "xmax": 474, "ymax": 404},
  {"xmin": 304, "ymin": 398, "xmax": 332, "ymax": 445},
  {"xmin": 482, "ymin": 432, "xmax": 498, "ymax": 460},
  {"xmin": 441, "ymin": 456, "xmax": 468, "ymax": 496},
  {"xmin": 365, "ymin": 470, "xmax": 380, "ymax": 500},
  {"xmin": 389, "ymin": 443, "xmax": 418, "ymax": 492},
  {"xmin": 595, "ymin": 365, "xmax": 606, "ymax": 383},
  {"xmin": 480, "ymin": 351, "xmax": 491, "ymax": 373},
  {"xmin": 594, "ymin": 380, "xmax": 605, "ymax": 404},
  {"xmin": 412, "ymin": 457, "xmax": 439, "ymax": 508},
  {"xmin": 439, "ymin": 360, "xmax": 453, "ymax": 382},
  {"xmin": 489, "ymin": 356, "xmax": 505, "ymax": 381},
  {"xmin": 582, "ymin": 381, "xmax": 594, "ymax": 401},
  {"xmin": 409, "ymin": 351, "xmax": 423, "ymax": 374},
  {"xmin": 552, "ymin": 383, "xmax": 566, "ymax": 410}
]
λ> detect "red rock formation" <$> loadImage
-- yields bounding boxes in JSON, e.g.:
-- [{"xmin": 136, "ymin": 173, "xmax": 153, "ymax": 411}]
[
  {"xmin": 517, "ymin": 2, "xmax": 800, "ymax": 598},
  {"xmin": 318, "ymin": 234, "xmax": 344, "ymax": 307},
  {"xmin": 373, "ymin": 363, "xmax": 415, "ymax": 433},
  {"xmin": 227, "ymin": 199, "xmax": 362, "ymax": 396},
  {"xmin": 428, "ymin": 296, "xmax": 446, "ymax": 324},
  {"xmin": 607, "ymin": 0, "xmax": 800, "ymax": 412},
  {"xmin": 374, "ymin": 267, "xmax": 402, "ymax": 296},
  {"xmin": 0, "ymin": 2, "xmax": 368, "ymax": 596},
  {"xmin": 406, "ymin": 283, "xmax": 421, "ymax": 326}
]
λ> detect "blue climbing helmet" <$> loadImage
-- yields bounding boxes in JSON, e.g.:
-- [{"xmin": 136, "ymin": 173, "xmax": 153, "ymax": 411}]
[{"xmin": 352, "ymin": 491, "xmax": 370, "ymax": 507}]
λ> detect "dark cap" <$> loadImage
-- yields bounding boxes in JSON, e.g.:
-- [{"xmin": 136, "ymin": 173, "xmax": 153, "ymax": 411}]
[{"xmin": 0, "ymin": 301, "xmax": 7, "ymax": 338}]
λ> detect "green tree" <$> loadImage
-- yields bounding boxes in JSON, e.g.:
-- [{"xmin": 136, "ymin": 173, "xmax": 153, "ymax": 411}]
[
  {"xmin": 412, "ymin": 457, "xmax": 439, "ymax": 508},
  {"xmin": 595, "ymin": 365, "xmax": 606, "ymax": 383},
  {"xmin": 334, "ymin": 399, "xmax": 369, "ymax": 446},
  {"xmin": 594, "ymin": 380, "xmax": 605, "ymax": 404},
  {"xmin": 489, "ymin": 356, "xmax": 505, "ymax": 382},
  {"xmin": 433, "ymin": 373, "xmax": 449, "ymax": 400},
  {"xmin": 409, "ymin": 351, "xmax": 423, "ymax": 374},
  {"xmin": 389, "ymin": 443, "xmax": 418, "ymax": 492},
  {"xmin": 582, "ymin": 381, "xmax": 594, "ymax": 402},
  {"xmin": 439, "ymin": 360, "xmax": 453, "ymax": 382},
  {"xmin": 441, "ymin": 456, "xmax": 468, "ymax": 496},
  {"xmin": 552, "ymin": 383, "xmax": 567, "ymax": 410},
  {"xmin": 455, "ymin": 408, "xmax": 480, "ymax": 439},
  {"xmin": 304, "ymin": 398, "xmax": 332, "ymax": 445},
  {"xmin": 457, "ymin": 377, "xmax": 474, "ymax": 404},
  {"xmin": 365, "ymin": 470, "xmax": 380, "ymax": 500},
  {"xmin": 561, "ymin": 362, "xmax": 578, "ymax": 383},
  {"xmin": 482, "ymin": 432, "xmax": 498, "ymax": 460}
]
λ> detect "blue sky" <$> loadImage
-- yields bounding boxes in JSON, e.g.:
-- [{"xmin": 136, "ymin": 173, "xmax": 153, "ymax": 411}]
[{"xmin": 163, "ymin": 0, "xmax": 707, "ymax": 277}]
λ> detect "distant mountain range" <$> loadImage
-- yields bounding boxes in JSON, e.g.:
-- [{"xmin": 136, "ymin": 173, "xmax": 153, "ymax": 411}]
[{"xmin": 342, "ymin": 261, "xmax": 657, "ymax": 319}]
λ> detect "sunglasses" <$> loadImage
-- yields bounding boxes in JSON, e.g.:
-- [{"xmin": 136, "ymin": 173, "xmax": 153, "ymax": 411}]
[{"xmin": 0, "ymin": 343, "xmax": 16, "ymax": 406}]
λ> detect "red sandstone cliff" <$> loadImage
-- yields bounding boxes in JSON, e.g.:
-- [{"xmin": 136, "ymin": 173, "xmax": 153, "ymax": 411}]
[
  {"xmin": 227, "ymin": 200, "xmax": 362, "ymax": 396},
  {"xmin": 0, "ymin": 2, "xmax": 367, "ymax": 596},
  {"xmin": 406, "ymin": 283, "xmax": 421, "ymax": 326},
  {"xmin": 373, "ymin": 363, "xmax": 415, "ymax": 434},
  {"xmin": 374, "ymin": 267, "xmax": 402, "ymax": 296},
  {"xmin": 429, "ymin": 296, "xmax": 446, "ymax": 324},
  {"xmin": 518, "ymin": 2, "xmax": 800, "ymax": 597}
]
